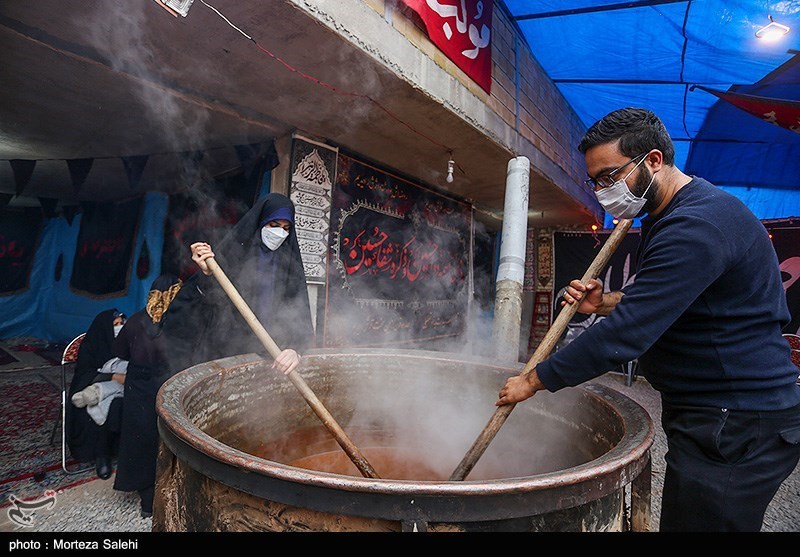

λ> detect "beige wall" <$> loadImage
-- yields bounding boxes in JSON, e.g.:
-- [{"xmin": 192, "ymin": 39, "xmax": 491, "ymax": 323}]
[
  {"xmin": 288, "ymin": 0, "xmax": 599, "ymax": 217},
  {"xmin": 364, "ymin": 0, "xmax": 593, "ymax": 208}
]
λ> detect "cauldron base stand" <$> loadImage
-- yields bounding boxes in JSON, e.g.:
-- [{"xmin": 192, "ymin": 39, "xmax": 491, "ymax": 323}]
[{"xmin": 154, "ymin": 443, "xmax": 644, "ymax": 532}]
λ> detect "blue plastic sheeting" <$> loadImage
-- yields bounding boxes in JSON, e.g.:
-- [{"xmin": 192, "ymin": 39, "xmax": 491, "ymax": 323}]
[
  {"xmin": 602, "ymin": 186, "xmax": 800, "ymax": 226},
  {"xmin": 685, "ymin": 56, "xmax": 800, "ymax": 189},
  {"xmin": 717, "ymin": 185, "xmax": 800, "ymax": 219},
  {"xmin": 0, "ymin": 192, "xmax": 168, "ymax": 343},
  {"xmin": 503, "ymin": 0, "xmax": 800, "ymax": 220}
]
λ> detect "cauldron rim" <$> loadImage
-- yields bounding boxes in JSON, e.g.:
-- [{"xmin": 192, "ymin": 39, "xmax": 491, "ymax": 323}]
[{"xmin": 157, "ymin": 349, "xmax": 655, "ymax": 497}]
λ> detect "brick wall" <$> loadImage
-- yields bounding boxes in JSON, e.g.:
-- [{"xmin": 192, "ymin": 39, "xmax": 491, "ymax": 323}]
[{"xmin": 368, "ymin": 0, "xmax": 591, "ymax": 199}]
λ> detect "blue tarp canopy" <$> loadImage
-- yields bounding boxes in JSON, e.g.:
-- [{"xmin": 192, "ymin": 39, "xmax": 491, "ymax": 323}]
[{"xmin": 503, "ymin": 0, "xmax": 800, "ymax": 220}]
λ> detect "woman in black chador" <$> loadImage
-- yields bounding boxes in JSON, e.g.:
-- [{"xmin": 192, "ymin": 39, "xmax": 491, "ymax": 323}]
[
  {"xmin": 112, "ymin": 274, "xmax": 182, "ymax": 518},
  {"xmin": 66, "ymin": 308, "xmax": 126, "ymax": 480},
  {"xmin": 163, "ymin": 192, "xmax": 315, "ymax": 377}
]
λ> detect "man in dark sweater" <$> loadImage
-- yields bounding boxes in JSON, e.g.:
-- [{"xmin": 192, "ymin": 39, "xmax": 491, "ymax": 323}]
[{"xmin": 497, "ymin": 107, "xmax": 800, "ymax": 532}]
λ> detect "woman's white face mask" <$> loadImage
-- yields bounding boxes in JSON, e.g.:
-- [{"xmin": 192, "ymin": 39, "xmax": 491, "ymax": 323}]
[
  {"xmin": 261, "ymin": 226, "xmax": 289, "ymax": 251},
  {"xmin": 113, "ymin": 324, "xmax": 124, "ymax": 337}
]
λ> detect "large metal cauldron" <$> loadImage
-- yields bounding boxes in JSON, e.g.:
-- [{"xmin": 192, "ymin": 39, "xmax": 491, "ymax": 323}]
[{"xmin": 154, "ymin": 349, "xmax": 654, "ymax": 532}]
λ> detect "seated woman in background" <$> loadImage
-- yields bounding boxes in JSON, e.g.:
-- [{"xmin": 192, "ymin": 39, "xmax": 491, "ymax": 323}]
[{"xmin": 66, "ymin": 309, "xmax": 126, "ymax": 480}]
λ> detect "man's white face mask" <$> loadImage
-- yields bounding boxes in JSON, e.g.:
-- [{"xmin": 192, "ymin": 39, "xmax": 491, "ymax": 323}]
[
  {"xmin": 261, "ymin": 226, "xmax": 289, "ymax": 251},
  {"xmin": 113, "ymin": 324, "xmax": 123, "ymax": 337},
  {"xmin": 594, "ymin": 155, "xmax": 655, "ymax": 219}
]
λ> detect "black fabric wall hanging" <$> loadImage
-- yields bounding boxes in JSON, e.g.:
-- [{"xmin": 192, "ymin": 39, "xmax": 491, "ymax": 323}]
[
  {"xmin": 0, "ymin": 206, "xmax": 44, "ymax": 294},
  {"xmin": 69, "ymin": 197, "xmax": 142, "ymax": 296}
]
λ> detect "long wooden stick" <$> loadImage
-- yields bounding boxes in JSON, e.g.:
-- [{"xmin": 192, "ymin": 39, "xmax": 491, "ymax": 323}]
[
  {"xmin": 449, "ymin": 219, "xmax": 633, "ymax": 481},
  {"xmin": 205, "ymin": 256, "xmax": 380, "ymax": 479}
]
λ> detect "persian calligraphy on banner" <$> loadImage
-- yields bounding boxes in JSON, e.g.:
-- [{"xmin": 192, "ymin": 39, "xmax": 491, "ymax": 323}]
[
  {"xmin": 0, "ymin": 207, "xmax": 43, "ymax": 294},
  {"xmin": 402, "ymin": 0, "xmax": 493, "ymax": 94},
  {"xmin": 289, "ymin": 137, "xmax": 338, "ymax": 284},
  {"xmin": 70, "ymin": 197, "xmax": 142, "ymax": 297},
  {"xmin": 324, "ymin": 153, "xmax": 472, "ymax": 347}
]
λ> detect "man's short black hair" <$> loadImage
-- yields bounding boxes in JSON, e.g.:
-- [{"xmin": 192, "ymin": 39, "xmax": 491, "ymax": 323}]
[{"xmin": 578, "ymin": 107, "xmax": 675, "ymax": 166}]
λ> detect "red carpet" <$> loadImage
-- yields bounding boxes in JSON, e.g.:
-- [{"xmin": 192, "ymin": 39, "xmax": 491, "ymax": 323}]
[{"xmin": 0, "ymin": 368, "xmax": 97, "ymax": 507}]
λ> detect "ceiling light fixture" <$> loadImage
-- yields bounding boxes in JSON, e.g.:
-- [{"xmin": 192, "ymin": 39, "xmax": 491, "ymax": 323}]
[
  {"xmin": 153, "ymin": 0, "xmax": 195, "ymax": 17},
  {"xmin": 755, "ymin": 15, "xmax": 790, "ymax": 41}
]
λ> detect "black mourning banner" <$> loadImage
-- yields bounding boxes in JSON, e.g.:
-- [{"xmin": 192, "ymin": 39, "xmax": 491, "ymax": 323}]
[
  {"xmin": 162, "ymin": 192, "xmax": 238, "ymax": 280},
  {"xmin": 770, "ymin": 225, "xmax": 800, "ymax": 334},
  {"xmin": 324, "ymin": 153, "xmax": 472, "ymax": 348},
  {"xmin": 555, "ymin": 224, "xmax": 800, "ymax": 339},
  {"xmin": 553, "ymin": 230, "xmax": 641, "ymax": 346},
  {"xmin": 0, "ymin": 207, "xmax": 44, "ymax": 294},
  {"xmin": 70, "ymin": 198, "xmax": 142, "ymax": 296},
  {"xmin": 162, "ymin": 175, "xmax": 259, "ymax": 280},
  {"xmin": 10, "ymin": 159, "xmax": 35, "ymax": 196}
]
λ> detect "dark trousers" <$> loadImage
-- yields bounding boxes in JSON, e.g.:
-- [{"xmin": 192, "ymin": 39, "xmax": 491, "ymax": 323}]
[
  {"xmin": 138, "ymin": 486, "xmax": 154, "ymax": 514},
  {"xmin": 93, "ymin": 425, "xmax": 116, "ymax": 460},
  {"xmin": 659, "ymin": 401, "xmax": 800, "ymax": 531}
]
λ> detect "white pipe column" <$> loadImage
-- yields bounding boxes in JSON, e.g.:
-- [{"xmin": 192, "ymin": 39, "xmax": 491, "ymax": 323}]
[{"xmin": 491, "ymin": 156, "xmax": 530, "ymax": 363}]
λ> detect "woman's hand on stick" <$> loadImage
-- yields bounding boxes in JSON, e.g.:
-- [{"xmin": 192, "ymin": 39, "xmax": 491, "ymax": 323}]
[
  {"xmin": 190, "ymin": 242, "xmax": 215, "ymax": 276},
  {"xmin": 272, "ymin": 348, "xmax": 301, "ymax": 375}
]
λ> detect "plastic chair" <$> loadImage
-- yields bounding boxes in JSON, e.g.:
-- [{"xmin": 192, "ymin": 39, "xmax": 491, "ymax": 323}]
[
  {"xmin": 49, "ymin": 333, "xmax": 93, "ymax": 474},
  {"xmin": 784, "ymin": 334, "xmax": 800, "ymax": 384}
]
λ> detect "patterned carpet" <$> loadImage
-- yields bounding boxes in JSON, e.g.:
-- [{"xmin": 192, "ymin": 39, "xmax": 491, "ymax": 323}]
[
  {"xmin": 0, "ymin": 347, "xmax": 19, "ymax": 367},
  {"xmin": 0, "ymin": 367, "xmax": 98, "ymax": 508},
  {"xmin": 0, "ymin": 338, "xmax": 66, "ymax": 374}
]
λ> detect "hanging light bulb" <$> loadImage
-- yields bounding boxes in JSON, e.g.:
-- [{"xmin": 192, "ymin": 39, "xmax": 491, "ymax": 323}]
[
  {"xmin": 446, "ymin": 158, "xmax": 455, "ymax": 183},
  {"xmin": 755, "ymin": 15, "xmax": 790, "ymax": 41},
  {"xmin": 591, "ymin": 222, "xmax": 600, "ymax": 247}
]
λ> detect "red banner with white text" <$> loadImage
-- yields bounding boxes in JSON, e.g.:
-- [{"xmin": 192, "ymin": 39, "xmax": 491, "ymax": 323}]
[
  {"xmin": 402, "ymin": 0, "xmax": 493, "ymax": 94},
  {"xmin": 693, "ymin": 86, "xmax": 800, "ymax": 134}
]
